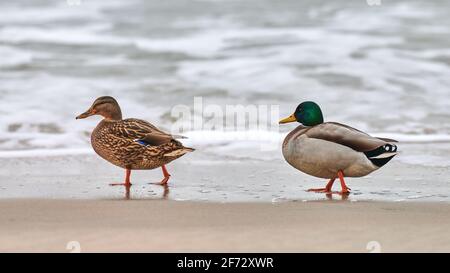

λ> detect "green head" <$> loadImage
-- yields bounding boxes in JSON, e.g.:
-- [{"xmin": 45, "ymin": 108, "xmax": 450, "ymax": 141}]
[{"xmin": 279, "ymin": 101, "xmax": 324, "ymax": 126}]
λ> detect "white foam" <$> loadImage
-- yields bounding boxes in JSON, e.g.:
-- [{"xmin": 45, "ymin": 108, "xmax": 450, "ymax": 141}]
[
  {"xmin": 0, "ymin": 25, "xmax": 122, "ymax": 46},
  {"xmin": 0, "ymin": 46, "xmax": 34, "ymax": 67},
  {"xmin": 0, "ymin": 148, "xmax": 93, "ymax": 158},
  {"xmin": 182, "ymin": 130, "xmax": 450, "ymax": 147},
  {"xmin": 0, "ymin": 0, "xmax": 136, "ymax": 24},
  {"xmin": 374, "ymin": 133, "xmax": 450, "ymax": 143}
]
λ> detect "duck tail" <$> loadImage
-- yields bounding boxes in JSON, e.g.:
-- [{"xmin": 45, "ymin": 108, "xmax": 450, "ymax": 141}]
[
  {"xmin": 364, "ymin": 143, "xmax": 398, "ymax": 167},
  {"xmin": 184, "ymin": 147, "xmax": 195, "ymax": 152},
  {"xmin": 171, "ymin": 134, "xmax": 188, "ymax": 139},
  {"xmin": 164, "ymin": 147, "xmax": 195, "ymax": 157}
]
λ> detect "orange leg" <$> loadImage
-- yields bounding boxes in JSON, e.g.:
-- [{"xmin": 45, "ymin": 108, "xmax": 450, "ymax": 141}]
[
  {"xmin": 149, "ymin": 165, "xmax": 171, "ymax": 185},
  {"xmin": 337, "ymin": 170, "xmax": 351, "ymax": 194},
  {"xmin": 110, "ymin": 168, "xmax": 132, "ymax": 187},
  {"xmin": 307, "ymin": 178, "xmax": 335, "ymax": 193},
  {"xmin": 159, "ymin": 165, "xmax": 171, "ymax": 185}
]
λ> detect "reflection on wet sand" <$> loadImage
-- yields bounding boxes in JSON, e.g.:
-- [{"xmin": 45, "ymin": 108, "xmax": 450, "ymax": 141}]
[
  {"xmin": 119, "ymin": 183, "xmax": 170, "ymax": 200},
  {"xmin": 325, "ymin": 192, "xmax": 350, "ymax": 201},
  {"xmin": 304, "ymin": 188, "xmax": 351, "ymax": 201}
]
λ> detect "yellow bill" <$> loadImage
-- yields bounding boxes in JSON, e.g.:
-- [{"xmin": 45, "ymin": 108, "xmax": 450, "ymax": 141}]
[{"xmin": 279, "ymin": 114, "xmax": 296, "ymax": 124}]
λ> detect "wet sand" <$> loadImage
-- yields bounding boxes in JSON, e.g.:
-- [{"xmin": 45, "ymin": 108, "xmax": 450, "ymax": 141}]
[
  {"xmin": 0, "ymin": 145, "xmax": 449, "ymax": 202},
  {"xmin": 0, "ymin": 199, "xmax": 449, "ymax": 252}
]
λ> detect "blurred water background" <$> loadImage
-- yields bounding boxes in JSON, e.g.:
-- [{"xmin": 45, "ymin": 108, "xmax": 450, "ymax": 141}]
[{"xmin": 0, "ymin": 0, "xmax": 450, "ymax": 166}]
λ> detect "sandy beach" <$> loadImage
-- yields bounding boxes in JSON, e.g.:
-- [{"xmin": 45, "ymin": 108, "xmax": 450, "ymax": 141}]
[
  {"xmin": 1, "ymin": 148, "xmax": 449, "ymax": 253},
  {"xmin": 1, "ymin": 199, "xmax": 449, "ymax": 253}
]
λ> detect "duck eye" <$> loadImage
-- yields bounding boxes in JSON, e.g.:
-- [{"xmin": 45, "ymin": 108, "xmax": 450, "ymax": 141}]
[{"xmin": 94, "ymin": 101, "xmax": 107, "ymax": 108}]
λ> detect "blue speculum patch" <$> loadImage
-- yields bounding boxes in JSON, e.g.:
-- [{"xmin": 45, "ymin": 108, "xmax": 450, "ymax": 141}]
[{"xmin": 135, "ymin": 140, "xmax": 149, "ymax": 146}]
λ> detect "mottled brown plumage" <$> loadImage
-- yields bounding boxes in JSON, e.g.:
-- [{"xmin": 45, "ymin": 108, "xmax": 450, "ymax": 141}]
[
  {"xmin": 91, "ymin": 118, "xmax": 192, "ymax": 170},
  {"xmin": 76, "ymin": 96, "xmax": 194, "ymax": 186}
]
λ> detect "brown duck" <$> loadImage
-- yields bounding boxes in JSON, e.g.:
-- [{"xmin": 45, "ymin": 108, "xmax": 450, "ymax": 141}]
[{"xmin": 76, "ymin": 96, "xmax": 194, "ymax": 186}]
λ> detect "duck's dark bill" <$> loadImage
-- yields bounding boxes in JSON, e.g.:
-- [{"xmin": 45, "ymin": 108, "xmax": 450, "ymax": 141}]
[{"xmin": 76, "ymin": 109, "xmax": 96, "ymax": 119}]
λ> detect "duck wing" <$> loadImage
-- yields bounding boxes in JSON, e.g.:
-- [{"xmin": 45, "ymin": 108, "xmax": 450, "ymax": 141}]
[
  {"xmin": 376, "ymin": 137, "xmax": 398, "ymax": 143},
  {"xmin": 304, "ymin": 122, "xmax": 396, "ymax": 153},
  {"xmin": 115, "ymin": 118, "xmax": 181, "ymax": 146}
]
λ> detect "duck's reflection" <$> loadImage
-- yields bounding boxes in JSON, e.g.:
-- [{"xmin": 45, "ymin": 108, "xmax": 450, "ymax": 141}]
[
  {"xmin": 161, "ymin": 183, "xmax": 169, "ymax": 200},
  {"xmin": 325, "ymin": 192, "xmax": 350, "ymax": 201},
  {"xmin": 118, "ymin": 185, "xmax": 349, "ymax": 201},
  {"xmin": 113, "ymin": 183, "xmax": 170, "ymax": 200},
  {"xmin": 124, "ymin": 184, "xmax": 131, "ymax": 200}
]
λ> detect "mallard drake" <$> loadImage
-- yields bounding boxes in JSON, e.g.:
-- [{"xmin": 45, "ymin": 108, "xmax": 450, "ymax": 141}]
[
  {"xmin": 76, "ymin": 96, "xmax": 194, "ymax": 187},
  {"xmin": 279, "ymin": 101, "xmax": 398, "ymax": 194}
]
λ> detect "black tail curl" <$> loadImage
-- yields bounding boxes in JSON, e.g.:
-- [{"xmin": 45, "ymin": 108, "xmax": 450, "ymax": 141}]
[{"xmin": 364, "ymin": 144, "xmax": 398, "ymax": 167}]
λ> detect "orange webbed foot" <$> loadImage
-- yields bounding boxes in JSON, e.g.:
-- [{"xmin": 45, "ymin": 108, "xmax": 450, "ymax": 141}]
[{"xmin": 307, "ymin": 188, "xmax": 331, "ymax": 193}]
